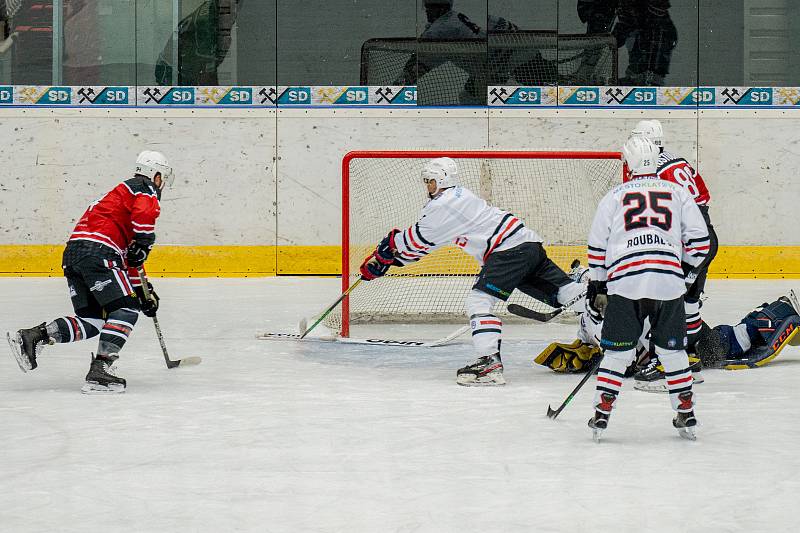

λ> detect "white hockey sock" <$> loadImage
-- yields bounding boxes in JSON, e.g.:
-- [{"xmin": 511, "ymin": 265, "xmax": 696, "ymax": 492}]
[
  {"xmin": 657, "ymin": 348, "xmax": 695, "ymax": 413},
  {"xmin": 594, "ymin": 349, "xmax": 635, "ymax": 413},
  {"xmin": 466, "ymin": 289, "xmax": 502, "ymax": 357},
  {"xmin": 685, "ymin": 299, "xmax": 702, "ymax": 337}
]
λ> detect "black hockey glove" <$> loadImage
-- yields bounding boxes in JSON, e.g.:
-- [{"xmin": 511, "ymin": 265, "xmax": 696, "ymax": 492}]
[
  {"xmin": 127, "ymin": 240, "xmax": 152, "ymax": 268},
  {"xmin": 586, "ymin": 280, "xmax": 608, "ymax": 317},
  {"xmin": 360, "ymin": 229, "xmax": 402, "ymax": 281},
  {"xmin": 135, "ymin": 282, "xmax": 159, "ymax": 317},
  {"xmin": 682, "ymin": 262, "xmax": 700, "ymax": 290}
]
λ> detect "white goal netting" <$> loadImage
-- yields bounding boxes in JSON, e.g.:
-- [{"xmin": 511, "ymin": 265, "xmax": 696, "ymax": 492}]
[{"xmin": 328, "ymin": 151, "xmax": 621, "ymax": 337}]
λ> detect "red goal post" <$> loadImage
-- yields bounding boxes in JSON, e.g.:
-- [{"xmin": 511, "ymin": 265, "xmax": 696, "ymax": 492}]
[{"xmin": 337, "ymin": 150, "xmax": 623, "ymax": 337}]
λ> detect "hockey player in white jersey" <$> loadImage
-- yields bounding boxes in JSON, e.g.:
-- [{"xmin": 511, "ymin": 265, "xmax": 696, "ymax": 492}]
[
  {"xmin": 586, "ymin": 136, "xmax": 710, "ymax": 441},
  {"xmin": 359, "ymin": 157, "xmax": 585, "ymax": 386}
]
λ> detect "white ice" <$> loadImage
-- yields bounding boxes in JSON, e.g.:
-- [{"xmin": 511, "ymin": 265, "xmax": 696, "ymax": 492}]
[{"xmin": 1, "ymin": 277, "xmax": 799, "ymax": 533}]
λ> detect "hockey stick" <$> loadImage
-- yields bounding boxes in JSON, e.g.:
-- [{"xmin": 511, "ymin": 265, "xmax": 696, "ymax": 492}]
[
  {"xmin": 507, "ymin": 291, "xmax": 586, "ymax": 323},
  {"xmin": 258, "ymin": 324, "xmax": 470, "ymax": 347},
  {"xmin": 299, "ymin": 278, "xmax": 363, "ymax": 339},
  {"xmin": 547, "ymin": 356, "xmax": 603, "ymax": 420},
  {"xmin": 137, "ymin": 270, "xmax": 202, "ymax": 369}
]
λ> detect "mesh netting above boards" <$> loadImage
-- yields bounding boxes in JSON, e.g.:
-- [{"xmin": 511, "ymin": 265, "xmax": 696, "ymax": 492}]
[
  {"xmin": 360, "ymin": 32, "xmax": 618, "ymax": 105},
  {"xmin": 328, "ymin": 151, "xmax": 622, "ymax": 337}
]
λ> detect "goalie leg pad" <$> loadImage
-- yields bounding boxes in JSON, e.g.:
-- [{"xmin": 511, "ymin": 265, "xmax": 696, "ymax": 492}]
[
  {"xmin": 724, "ymin": 314, "xmax": 800, "ymax": 369},
  {"xmin": 534, "ymin": 339, "xmax": 601, "ymax": 373}
]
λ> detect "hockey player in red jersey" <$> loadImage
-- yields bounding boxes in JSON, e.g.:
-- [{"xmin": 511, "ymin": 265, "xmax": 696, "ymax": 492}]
[
  {"xmin": 6, "ymin": 151, "xmax": 174, "ymax": 393},
  {"xmin": 587, "ymin": 136, "xmax": 710, "ymax": 441}
]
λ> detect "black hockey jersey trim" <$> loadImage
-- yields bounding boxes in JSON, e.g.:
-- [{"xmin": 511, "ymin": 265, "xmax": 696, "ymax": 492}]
[
  {"xmin": 608, "ymin": 268, "xmax": 684, "ymax": 282},
  {"xmin": 483, "ymin": 213, "xmax": 513, "ymax": 257},
  {"xmin": 588, "ymin": 245, "xmax": 606, "ymax": 253},
  {"xmin": 401, "ymin": 232, "xmax": 428, "ymax": 257},
  {"xmin": 496, "ymin": 224, "xmax": 524, "ymax": 248},
  {"xmin": 685, "ymin": 236, "xmax": 710, "ymax": 246},
  {"xmin": 414, "ymin": 223, "xmax": 435, "ymax": 247},
  {"xmin": 608, "ymin": 250, "xmax": 681, "ymax": 269},
  {"xmin": 124, "ymin": 176, "xmax": 158, "ymax": 196}
]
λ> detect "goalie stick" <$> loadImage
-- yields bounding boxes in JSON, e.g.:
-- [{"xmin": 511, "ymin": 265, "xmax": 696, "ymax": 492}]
[
  {"xmin": 258, "ymin": 324, "xmax": 470, "ymax": 348},
  {"xmin": 137, "ymin": 270, "xmax": 202, "ymax": 369}
]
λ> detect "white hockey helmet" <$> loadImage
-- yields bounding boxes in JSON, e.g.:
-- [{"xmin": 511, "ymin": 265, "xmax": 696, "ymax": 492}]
[
  {"xmin": 622, "ymin": 136, "xmax": 659, "ymax": 177},
  {"xmin": 135, "ymin": 150, "xmax": 174, "ymax": 189},
  {"xmin": 630, "ymin": 119, "xmax": 664, "ymax": 149},
  {"xmin": 421, "ymin": 157, "xmax": 459, "ymax": 191}
]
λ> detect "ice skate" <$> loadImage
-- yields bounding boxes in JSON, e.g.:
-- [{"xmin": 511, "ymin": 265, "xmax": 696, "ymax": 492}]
[
  {"xmin": 588, "ymin": 411, "xmax": 610, "ymax": 442},
  {"xmin": 588, "ymin": 392, "xmax": 615, "ymax": 442},
  {"xmin": 672, "ymin": 391, "xmax": 697, "ymax": 440},
  {"xmin": 456, "ymin": 353, "xmax": 505, "ymax": 386},
  {"xmin": 7, "ymin": 323, "xmax": 53, "ymax": 372},
  {"xmin": 633, "ymin": 356, "xmax": 703, "ymax": 393},
  {"xmin": 82, "ymin": 354, "xmax": 126, "ymax": 394}
]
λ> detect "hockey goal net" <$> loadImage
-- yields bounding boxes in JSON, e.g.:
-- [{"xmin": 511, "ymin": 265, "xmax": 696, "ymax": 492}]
[
  {"xmin": 328, "ymin": 151, "xmax": 622, "ymax": 337},
  {"xmin": 361, "ymin": 32, "xmax": 618, "ymax": 105}
]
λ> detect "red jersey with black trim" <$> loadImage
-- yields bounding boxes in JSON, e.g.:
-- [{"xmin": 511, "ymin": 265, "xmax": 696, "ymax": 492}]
[
  {"xmin": 68, "ymin": 176, "xmax": 160, "ymax": 261},
  {"xmin": 624, "ymin": 151, "xmax": 710, "ymax": 206},
  {"xmin": 656, "ymin": 150, "xmax": 710, "ymax": 206}
]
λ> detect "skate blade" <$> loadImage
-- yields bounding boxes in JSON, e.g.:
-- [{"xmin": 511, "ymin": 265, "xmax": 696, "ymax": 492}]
[
  {"xmin": 6, "ymin": 332, "xmax": 31, "ymax": 373},
  {"xmin": 456, "ymin": 374, "xmax": 506, "ymax": 387},
  {"xmin": 592, "ymin": 428, "xmax": 604, "ymax": 443},
  {"xmin": 677, "ymin": 427, "xmax": 697, "ymax": 441},
  {"xmin": 81, "ymin": 382, "xmax": 126, "ymax": 394}
]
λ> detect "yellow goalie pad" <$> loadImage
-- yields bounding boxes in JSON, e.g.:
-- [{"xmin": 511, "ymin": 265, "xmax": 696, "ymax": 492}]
[{"xmin": 534, "ymin": 339, "xmax": 602, "ymax": 373}]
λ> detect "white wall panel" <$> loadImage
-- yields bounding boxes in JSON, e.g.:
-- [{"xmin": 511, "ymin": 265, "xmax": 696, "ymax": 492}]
[
  {"xmin": 276, "ymin": 108, "xmax": 489, "ymax": 246},
  {"xmin": 698, "ymin": 110, "xmax": 800, "ymax": 245},
  {"xmin": 1, "ymin": 107, "xmax": 796, "ymax": 250},
  {"xmin": 0, "ymin": 109, "xmax": 277, "ymax": 246}
]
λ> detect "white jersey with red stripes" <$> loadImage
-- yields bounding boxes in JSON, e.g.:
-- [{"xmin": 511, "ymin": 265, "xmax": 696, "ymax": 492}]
[
  {"xmin": 391, "ymin": 186, "xmax": 542, "ymax": 266},
  {"xmin": 587, "ymin": 175, "xmax": 710, "ymax": 301}
]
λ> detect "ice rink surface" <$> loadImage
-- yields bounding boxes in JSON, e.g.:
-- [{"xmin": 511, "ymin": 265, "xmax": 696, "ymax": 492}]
[{"xmin": 1, "ymin": 277, "xmax": 799, "ymax": 533}]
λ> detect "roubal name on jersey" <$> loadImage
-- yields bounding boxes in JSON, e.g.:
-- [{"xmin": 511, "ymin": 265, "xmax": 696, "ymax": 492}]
[{"xmin": 627, "ymin": 233, "xmax": 670, "ymax": 248}]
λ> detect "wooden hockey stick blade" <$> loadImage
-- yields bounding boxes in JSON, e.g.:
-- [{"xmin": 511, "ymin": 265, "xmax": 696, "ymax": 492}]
[{"xmin": 507, "ymin": 303, "xmax": 563, "ymax": 322}]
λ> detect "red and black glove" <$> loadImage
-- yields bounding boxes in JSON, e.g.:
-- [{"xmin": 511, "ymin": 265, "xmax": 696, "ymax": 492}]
[{"xmin": 359, "ymin": 229, "xmax": 401, "ymax": 281}]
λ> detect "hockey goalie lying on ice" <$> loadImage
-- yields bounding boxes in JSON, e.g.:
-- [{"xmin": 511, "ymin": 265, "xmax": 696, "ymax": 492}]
[{"xmin": 534, "ymin": 285, "xmax": 800, "ymax": 390}]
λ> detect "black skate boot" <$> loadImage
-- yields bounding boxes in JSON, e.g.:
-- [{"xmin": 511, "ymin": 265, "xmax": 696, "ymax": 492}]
[
  {"xmin": 6, "ymin": 323, "xmax": 53, "ymax": 372},
  {"xmin": 588, "ymin": 392, "xmax": 616, "ymax": 442},
  {"xmin": 456, "ymin": 353, "xmax": 505, "ymax": 386},
  {"xmin": 672, "ymin": 391, "xmax": 697, "ymax": 441},
  {"xmin": 82, "ymin": 353, "xmax": 126, "ymax": 394},
  {"xmin": 633, "ymin": 356, "xmax": 704, "ymax": 393}
]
